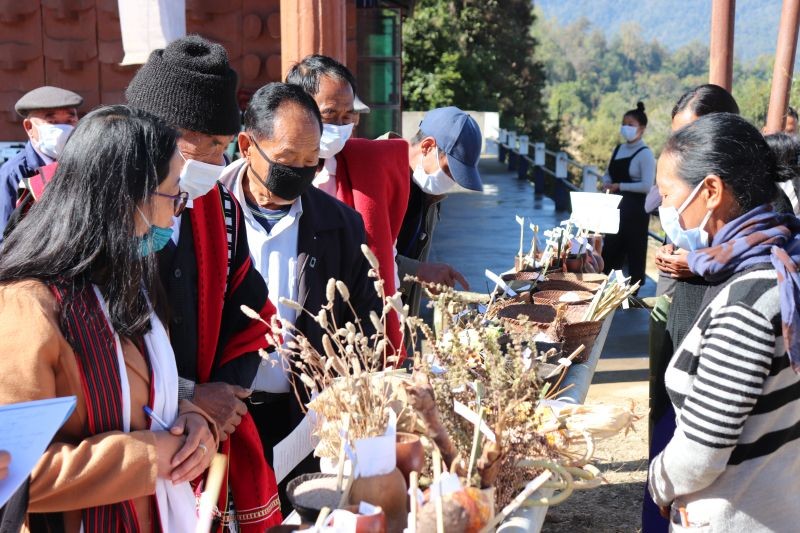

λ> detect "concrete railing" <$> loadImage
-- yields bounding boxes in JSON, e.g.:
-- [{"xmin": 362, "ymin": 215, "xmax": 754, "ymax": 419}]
[
  {"xmin": 487, "ymin": 129, "xmax": 664, "ymax": 243},
  {"xmin": 487, "ymin": 128, "xmax": 604, "ymax": 211}
]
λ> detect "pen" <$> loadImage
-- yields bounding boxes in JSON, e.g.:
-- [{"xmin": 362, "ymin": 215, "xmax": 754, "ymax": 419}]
[{"xmin": 143, "ymin": 406, "xmax": 171, "ymax": 431}]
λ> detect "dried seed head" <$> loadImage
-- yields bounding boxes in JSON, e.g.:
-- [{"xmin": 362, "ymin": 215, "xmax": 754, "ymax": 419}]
[
  {"xmin": 351, "ymin": 357, "xmax": 362, "ymax": 376},
  {"xmin": 368, "ymin": 268, "xmax": 378, "ymax": 279},
  {"xmin": 326, "ymin": 278, "xmax": 336, "ymax": 303},
  {"xmin": 361, "ymin": 244, "xmax": 380, "ymax": 270},
  {"xmin": 316, "ymin": 310, "xmax": 328, "ymax": 328},
  {"xmin": 240, "ymin": 305, "xmax": 263, "ymax": 321},
  {"xmin": 387, "ymin": 293, "xmax": 404, "ymax": 314},
  {"xmin": 322, "ymin": 334, "xmax": 337, "ymax": 359},
  {"xmin": 369, "ymin": 311, "xmax": 382, "ymax": 332},
  {"xmin": 336, "ymin": 280, "xmax": 351, "ymax": 301},
  {"xmin": 278, "ymin": 297, "xmax": 304, "ymax": 312},
  {"xmin": 299, "ymin": 373, "xmax": 317, "ymax": 390},
  {"xmin": 375, "ymin": 339, "xmax": 387, "ymax": 357}
]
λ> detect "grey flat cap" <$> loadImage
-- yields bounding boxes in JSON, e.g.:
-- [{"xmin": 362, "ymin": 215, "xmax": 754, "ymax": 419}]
[
  {"xmin": 15, "ymin": 86, "xmax": 83, "ymax": 117},
  {"xmin": 354, "ymin": 95, "xmax": 370, "ymax": 114}
]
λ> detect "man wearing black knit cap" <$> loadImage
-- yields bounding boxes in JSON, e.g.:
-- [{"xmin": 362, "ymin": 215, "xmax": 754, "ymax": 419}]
[{"xmin": 126, "ymin": 35, "xmax": 282, "ymax": 530}]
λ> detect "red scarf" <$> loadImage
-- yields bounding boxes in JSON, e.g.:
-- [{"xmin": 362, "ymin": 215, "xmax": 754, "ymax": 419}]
[
  {"xmin": 335, "ymin": 138, "xmax": 410, "ymax": 361},
  {"xmin": 191, "ymin": 188, "xmax": 281, "ymax": 530},
  {"xmin": 50, "ymin": 282, "xmax": 141, "ymax": 532}
]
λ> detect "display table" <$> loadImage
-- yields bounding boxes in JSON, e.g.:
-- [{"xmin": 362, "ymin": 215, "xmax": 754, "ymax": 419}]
[
  {"xmin": 282, "ymin": 311, "xmax": 617, "ymax": 532},
  {"xmin": 496, "ymin": 310, "xmax": 616, "ymax": 532}
]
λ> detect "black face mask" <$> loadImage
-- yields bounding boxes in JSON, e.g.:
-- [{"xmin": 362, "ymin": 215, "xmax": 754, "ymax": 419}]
[{"xmin": 249, "ymin": 137, "xmax": 317, "ymax": 201}]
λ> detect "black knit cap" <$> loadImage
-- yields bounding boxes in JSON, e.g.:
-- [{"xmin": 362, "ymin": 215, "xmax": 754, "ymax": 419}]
[{"xmin": 125, "ymin": 35, "xmax": 240, "ymax": 135}]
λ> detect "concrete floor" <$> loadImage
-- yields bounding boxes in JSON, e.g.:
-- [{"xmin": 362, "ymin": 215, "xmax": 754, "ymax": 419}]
[{"xmin": 432, "ymin": 156, "xmax": 654, "ymax": 390}]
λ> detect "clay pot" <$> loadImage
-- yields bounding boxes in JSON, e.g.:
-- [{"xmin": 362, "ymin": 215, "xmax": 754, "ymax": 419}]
[
  {"xmin": 339, "ymin": 505, "xmax": 387, "ymax": 533},
  {"xmin": 349, "ymin": 468, "xmax": 408, "ymax": 533},
  {"xmin": 589, "ymin": 233, "xmax": 603, "ymax": 255},
  {"xmin": 395, "ymin": 432, "xmax": 424, "ymax": 484},
  {"xmin": 565, "ymin": 255, "xmax": 584, "ymax": 273}
]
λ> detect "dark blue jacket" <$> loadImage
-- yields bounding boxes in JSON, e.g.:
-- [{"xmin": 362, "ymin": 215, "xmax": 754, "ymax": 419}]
[{"xmin": 0, "ymin": 142, "xmax": 44, "ymax": 240}]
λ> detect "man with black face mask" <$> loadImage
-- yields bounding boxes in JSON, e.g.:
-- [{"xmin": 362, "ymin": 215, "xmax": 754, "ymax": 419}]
[{"xmin": 219, "ymin": 82, "xmax": 380, "ymax": 513}]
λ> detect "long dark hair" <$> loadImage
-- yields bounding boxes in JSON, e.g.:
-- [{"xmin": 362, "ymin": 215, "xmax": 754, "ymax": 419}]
[
  {"xmin": 663, "ymin": 113, "xmax": 791, "ymax": 212},
  {"xmin": 671, "ymin": 84, "xmax": 739, "ymax": 119},
  {"xmin": 0, "ymin": 105, "xmax": 177, "ymax": 337}
]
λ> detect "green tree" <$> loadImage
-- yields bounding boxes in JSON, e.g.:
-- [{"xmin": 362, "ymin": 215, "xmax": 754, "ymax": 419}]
[{"xmin": 402, "ymin": 0, "xmax": 550, "ymax": 138}]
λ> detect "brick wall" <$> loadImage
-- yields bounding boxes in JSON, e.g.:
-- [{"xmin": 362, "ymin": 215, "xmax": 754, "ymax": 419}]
[{"xmin": 0, "ymin": 0, "xmax": 296, "ymax": 141}]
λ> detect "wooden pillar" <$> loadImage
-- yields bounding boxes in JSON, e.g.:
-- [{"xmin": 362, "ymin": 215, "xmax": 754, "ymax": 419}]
[
  {"xmin": 765, "ymin": 0, "xmax": 800, "ymax": 134},
  {"xmin": 709, "ymin": 0, "xmax": 735, "ymax": 91},
  {"xmin": 280, "ymin": 0, "xmax": 347, "ymax": 79}
]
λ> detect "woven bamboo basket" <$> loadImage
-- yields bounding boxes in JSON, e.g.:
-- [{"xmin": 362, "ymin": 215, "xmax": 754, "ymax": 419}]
[
  {"xmin": 562, "ymin": 320, "xmax": 603, "ymax": 360},
  {"xmin": 501, "ymin": 270, "xmax": 542, "ymax": 282},
  {"xmin": 495, "ymin": 302, "xmax": 559, "ymax": 337},
  {"xmin": 546, "ymin": 272, "xmax": 606, "ymax": 284},
  {"xmin": 536, "ymin": 279, "xmax": 599, "ymax": 293},
  {"xmin": 533, "ymin": 290, "xmax": 594, "ymax": 305},
  {"xmin": 485, "ymin": 293, "xmax": 533, "ymax": 319}
]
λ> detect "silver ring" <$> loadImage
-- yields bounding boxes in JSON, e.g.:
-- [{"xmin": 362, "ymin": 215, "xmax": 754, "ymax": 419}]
[{"xmin": 199, "ymin": 443, "xmax": 208, "ymax": 456}]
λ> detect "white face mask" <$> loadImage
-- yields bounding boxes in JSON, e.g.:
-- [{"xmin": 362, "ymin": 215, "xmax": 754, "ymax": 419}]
[
  {"xmin": 620, "ymin": 125, "xmax": 639, "ymax": 142},
  {"xmin": 319, "ymin": 123, "xmax": 354, "ymax": 159},
  {"xmin": 412, "ymin": 147, "xmax": 458, "ymax": 195},
  {"xmin": 658, "ymin": 181, "xmax": 713, "ymax": 251},
  {"xmin": 178, "ymin": 152, "xmax": 223, "ymax": 200},
  {"xmin": 34, "ymin": 123, "xmax": 73, "ymax": 159}
]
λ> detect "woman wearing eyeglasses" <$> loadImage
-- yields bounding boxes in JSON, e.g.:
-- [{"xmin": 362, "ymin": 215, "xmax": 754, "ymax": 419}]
[{"xmin": 0, "ymin": 105, "xmax": 216, "ymax": 532}]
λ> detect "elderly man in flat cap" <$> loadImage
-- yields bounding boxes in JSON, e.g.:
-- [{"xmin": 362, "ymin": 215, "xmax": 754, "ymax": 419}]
[
  {"xmin": 0, "ymin": 86, "xmax": 81, "ymax": 238},
  {"xmin": 126, "ymin": 34, "xmax": 282, "ymax": 529}
]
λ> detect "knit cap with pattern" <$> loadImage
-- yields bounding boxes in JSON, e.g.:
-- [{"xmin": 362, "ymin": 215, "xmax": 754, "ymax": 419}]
[{"xmin": 125, "ymin": 35, "xmax": 240, "ymax": 135}]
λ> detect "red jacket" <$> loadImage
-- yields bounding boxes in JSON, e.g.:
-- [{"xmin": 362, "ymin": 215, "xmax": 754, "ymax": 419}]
[{"xmin": 334, "ymin": 138, "xmax": 410, "ymax": 358}]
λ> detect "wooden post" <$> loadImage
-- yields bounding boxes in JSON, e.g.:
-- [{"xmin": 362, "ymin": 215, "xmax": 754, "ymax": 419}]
[
  {"xmin": 765, "ymin": 0, "xmax": 800, "ymax": 134},
  {"xmin": 280, "ymin": 0, "xmax": 347, "ymax": 78},
  {"xmin": 709, "ymin": 0, "xmax": 735, "ymax": 91}
]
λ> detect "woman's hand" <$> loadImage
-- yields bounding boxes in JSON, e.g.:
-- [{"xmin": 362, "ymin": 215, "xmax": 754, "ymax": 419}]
[
  {"xmin": 654, "ymin": 244, "xmax": 694, "ymax": 279},
  {"xmin": 168, "ymin": 413, "xmax": 215, "ymax": 484},
  {"xmin": 153, "ymin": 413, "xmax": 215, "ymax": 484},
  {"xmin": 154, "ymin": 432, "xmax": 184, "ymax": 480},
  {"xmin": 603, "ymin": 183, "xmax": 620, "ymax": 193},
  {"xmin": 0, "ymin": 450, "xmax": 10, "ymax": 480}
]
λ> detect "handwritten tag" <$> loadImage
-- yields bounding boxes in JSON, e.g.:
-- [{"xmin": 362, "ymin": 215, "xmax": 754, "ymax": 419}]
[
  {"xmin": 485, "ymin": 269, "xmax": 517, "ymax": 297},
  {"xmin": 453, "ymin": 400, "xmax": 496, "ymax": 442}
]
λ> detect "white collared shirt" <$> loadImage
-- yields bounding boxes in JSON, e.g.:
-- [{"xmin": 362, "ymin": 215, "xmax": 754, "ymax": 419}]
[{"xmin": 232, "ymin": 164, "xmax": 303, "ymax": 393}]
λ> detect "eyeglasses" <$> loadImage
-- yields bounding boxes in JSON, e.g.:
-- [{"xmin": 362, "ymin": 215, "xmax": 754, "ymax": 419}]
[{"xmin": 153, "ymin": 190, "xmax": 189, "ymax": 216}]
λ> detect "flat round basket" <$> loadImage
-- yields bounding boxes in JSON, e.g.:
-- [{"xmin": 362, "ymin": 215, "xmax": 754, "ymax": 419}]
[
  {"xmin": 533, "ymin": 290, "xmax": 594, "ymax": 305},
  {"xmin": 497, "ymin": 302, "xmax": 558, "ymax": 326},
  {"xmin": 485, "ymin": 293, "xmax": 533, "ymax": 319},
  {"xmin": 546, "ymin": 272, "xmax": 606, "ymax": 284},
  {"xmin": 536, "ymin": 279, "xmax": 599, "ymax": 293},
  {"xmin": 501, "ymin": 270, "xmax": 542, "ymax": 282}
]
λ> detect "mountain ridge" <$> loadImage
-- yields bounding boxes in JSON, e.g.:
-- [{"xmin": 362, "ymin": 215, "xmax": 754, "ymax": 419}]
[{"xmin": 535, "ymin": 0, "xmax": 784, "ymax": 63}]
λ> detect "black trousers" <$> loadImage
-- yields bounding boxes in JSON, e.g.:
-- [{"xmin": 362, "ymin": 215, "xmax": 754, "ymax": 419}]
[
  {"xmin": 248, "ymin": 394, "xmax": 320, "ymax": 518},
  {"xmin": 602, "ymin": 194, "xmax": 649, "ymax": 287}
]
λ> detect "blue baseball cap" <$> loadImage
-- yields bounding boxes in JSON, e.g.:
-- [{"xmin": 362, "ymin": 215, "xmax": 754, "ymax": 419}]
[{"xmin": 419, "ymin": 107, "xmax": 483, "ymax": 192}]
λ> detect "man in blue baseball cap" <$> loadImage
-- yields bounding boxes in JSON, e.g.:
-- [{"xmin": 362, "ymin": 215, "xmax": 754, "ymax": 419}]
[{"xmin": 397, "ymin": 106, "xmax": 484, "ymax": 318}]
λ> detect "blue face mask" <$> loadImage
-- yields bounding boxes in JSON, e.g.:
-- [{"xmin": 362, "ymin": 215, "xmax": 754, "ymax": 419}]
[
  {"xmin": 137, "ymin": 208, "xmax": 174, "ymax": 256},
  {"xmin": 658, "ymin": 182, "xmax": 713, "ymax": 251}
]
